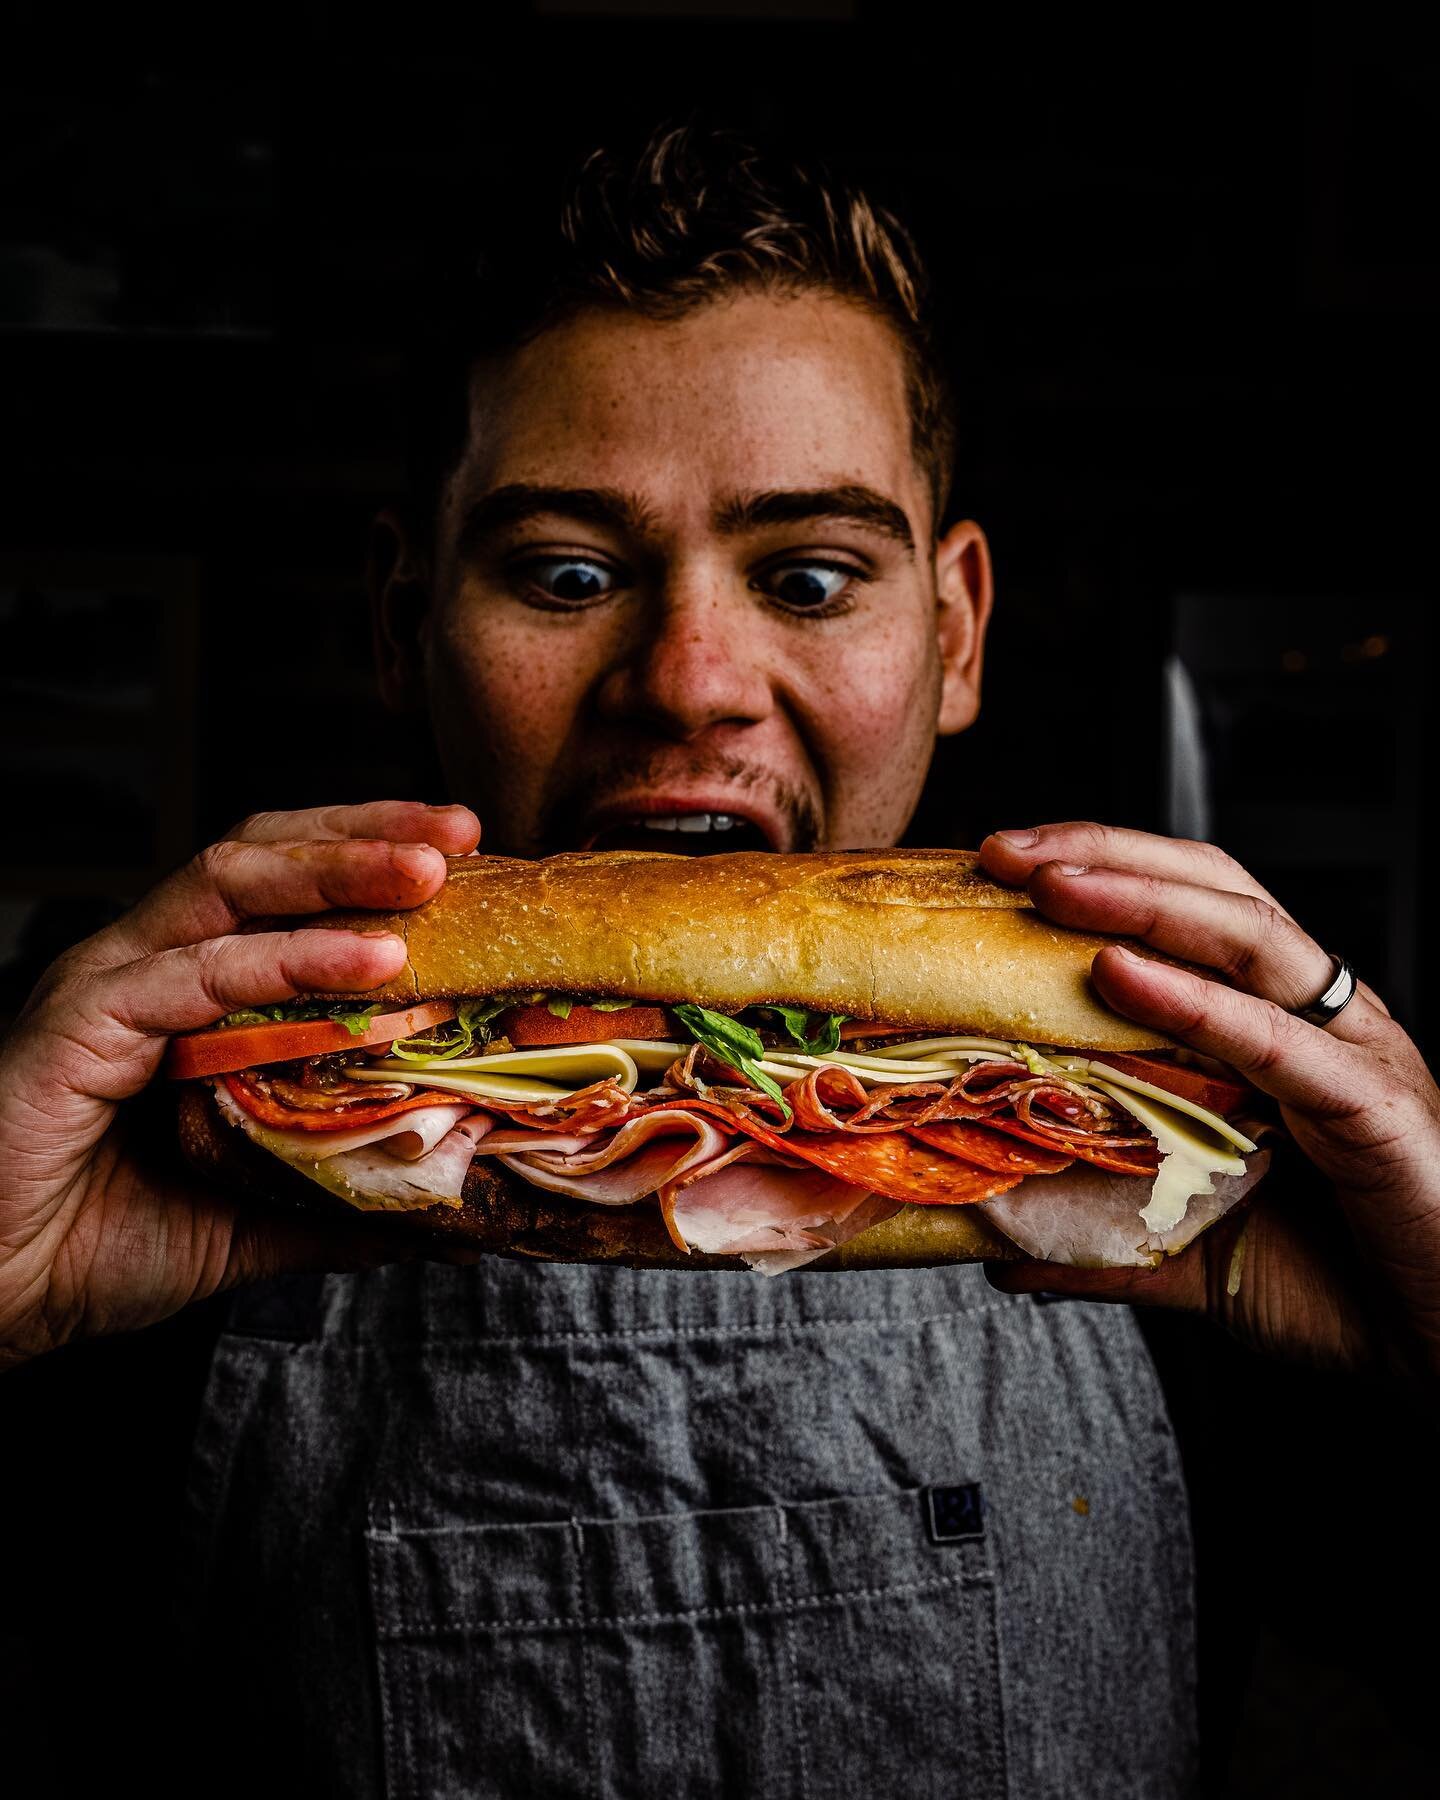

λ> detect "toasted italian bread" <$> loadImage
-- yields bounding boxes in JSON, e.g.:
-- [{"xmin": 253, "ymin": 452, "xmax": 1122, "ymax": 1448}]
[{"xmin": 297, "ymin": 847, "xmax": 1175, "ymax": 1053}]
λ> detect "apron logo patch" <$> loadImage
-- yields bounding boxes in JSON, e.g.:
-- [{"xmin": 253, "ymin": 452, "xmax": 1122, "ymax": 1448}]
[{"xmin": 925, "ymin": 1482, "xmax": 985, "ymax": 1545}]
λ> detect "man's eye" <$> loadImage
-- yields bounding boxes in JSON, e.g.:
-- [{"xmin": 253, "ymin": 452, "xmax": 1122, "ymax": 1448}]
[
  {"xmin": 759, "ymin": 561, "xmax": 866, "ymax": 613},
  {"xmin": 517, "ymin": 557, "xmax": 618, "ymax": 606}
]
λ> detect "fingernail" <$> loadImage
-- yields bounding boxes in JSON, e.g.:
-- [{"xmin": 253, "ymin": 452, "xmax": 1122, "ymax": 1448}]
[
  {"xmin": 391, "ymin": 841, "xmax": 440, "ymax": 880},
  {"xmin": 356, "ymin": 928, "xmax": 401, "ymax": 940},
  {"xmin": 993, "ymin": 828, "xmax": 1039, "ymax": 848},
  {"xmin": 1055, "ymin": 862, "xmax": 1090, "ymax": 877},
  {"xmin": 1110, "ymin": 945, "xmax": 1143, "ymax": 964}
]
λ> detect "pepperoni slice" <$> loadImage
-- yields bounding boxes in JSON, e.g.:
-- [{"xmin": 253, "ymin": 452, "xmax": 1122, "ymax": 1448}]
[{"xmin": 906, "ymin": 1121, "xmax": 1075, "ymax": 1176}]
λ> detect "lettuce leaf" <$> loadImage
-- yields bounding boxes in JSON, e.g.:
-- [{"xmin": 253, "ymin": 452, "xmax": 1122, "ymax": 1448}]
[
  {"xmin": 387, "ymin": 997, "xmax": 513, "ymax": 1062},
  {"xmin": 546, "ymin": 995, "xmax": 643, "ymax": 1016},
  {"xmin": 218, "ymin": 1001, "xmax": 384, "ymax": 1038},
  {"xmin": 672, "ymin": 1003, "xmax": 792, "ymax": 1122}
]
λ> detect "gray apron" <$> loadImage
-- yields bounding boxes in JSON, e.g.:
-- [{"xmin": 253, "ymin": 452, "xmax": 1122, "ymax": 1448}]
[{"xmin": 181, "ymin": 1260, "xmax": 1198, "ymax": 1798}]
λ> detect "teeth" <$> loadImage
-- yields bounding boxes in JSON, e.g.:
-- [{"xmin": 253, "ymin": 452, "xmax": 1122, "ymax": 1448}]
[{"xmin": 632, "ymin": 813, "xmax": 739, "ymax": 834}]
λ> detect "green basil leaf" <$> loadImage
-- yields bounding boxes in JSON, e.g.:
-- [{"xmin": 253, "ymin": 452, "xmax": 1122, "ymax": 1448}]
[
  {"xmin": 672, "ymin": 1003, "xmax": 792, "ymax": 1123},
  {"xmin": 765, "ymin": 1005, "xmax": 846, "ymax": 1056}
]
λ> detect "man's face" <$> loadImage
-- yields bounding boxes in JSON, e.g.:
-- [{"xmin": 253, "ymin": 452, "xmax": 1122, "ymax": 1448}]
[{"xmin": 377, "ymin": 288, "xmax": 991, "ymax": 855}]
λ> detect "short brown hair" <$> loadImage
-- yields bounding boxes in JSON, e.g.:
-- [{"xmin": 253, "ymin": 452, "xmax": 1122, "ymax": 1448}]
[{"xmin": 405, "ymin": 117, "xmax": 957, "ymax": 543}]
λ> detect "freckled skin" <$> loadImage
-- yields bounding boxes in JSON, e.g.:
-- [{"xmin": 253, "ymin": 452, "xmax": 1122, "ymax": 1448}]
[{"xmin": 374, "ymin": 289, "xmax": 993, "ymax": 854}]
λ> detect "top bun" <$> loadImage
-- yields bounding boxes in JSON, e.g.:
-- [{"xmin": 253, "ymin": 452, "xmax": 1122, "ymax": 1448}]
[{"xmin": 304, "ymin": 848, "xmax": 1175, "ymax": 1053}]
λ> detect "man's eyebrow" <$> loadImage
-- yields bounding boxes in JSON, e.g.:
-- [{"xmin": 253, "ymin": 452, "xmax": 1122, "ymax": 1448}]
[
  {"xmin": 455, "ymin": 480, "xmax": 916, "ymax": 557},
  {"xmin": 713, "ymin": 486, "xmax": 916, "ymax": 557},
  {"xmin": 456, "ymin": 485, "xmax": 660, "ymax": 553}
]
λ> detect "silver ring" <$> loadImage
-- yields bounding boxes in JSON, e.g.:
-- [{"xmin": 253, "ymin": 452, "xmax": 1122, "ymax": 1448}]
[{"xmin": 1295, "ymin": 955, "xmax": 1357, "ymax": 1028}]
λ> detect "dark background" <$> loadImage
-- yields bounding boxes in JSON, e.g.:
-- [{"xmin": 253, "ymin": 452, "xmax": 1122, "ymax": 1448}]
[{"xmin": 2, "ymin": 4, "xmax": 1436, "ymax": 1793}]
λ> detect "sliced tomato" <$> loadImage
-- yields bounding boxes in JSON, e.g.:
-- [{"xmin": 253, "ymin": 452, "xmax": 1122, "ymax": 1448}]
[
  {"xmin": 497, "ymin": 1003, "xmax": 673, "ymax": 1047},
  {"xmin": 1086, "ymin": 1052, "xmax": 1250, "ymax": 1118},
  {"xmin": 165, "ymin": 1002, "xmax": 458, "ymax": 1081},
  {"xmin": 221, "ymin": 1072, "xmax": 469, "ymax": 1132}
]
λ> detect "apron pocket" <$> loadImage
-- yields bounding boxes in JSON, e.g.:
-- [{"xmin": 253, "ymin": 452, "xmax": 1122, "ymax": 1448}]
[{"xmin": 366, "ymin": 1485, "xmax": 1005, "ymax": 1800}]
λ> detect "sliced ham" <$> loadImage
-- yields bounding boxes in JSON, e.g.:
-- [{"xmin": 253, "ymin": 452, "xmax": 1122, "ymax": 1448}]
[
  {"xmin": 472, "ymin": 1130, "xmax": 600, "ymax": 1157},
  {"xmin": 978, "ymin": 1148, "xmax": 1271, "ymax": 1268},
  {"xmin": 660, "ymin": 1159, "xmax": 899, "ymax": 1260},
  {"xmin": 211, "ymin": 1081, "xmax": 492, "ymax": 1212},
  {"xmin": 319, "ymin": 1115, "xmax": 495, "ymax": 1211},
  {"xmin": 496, "ymin": 1108, "xmax": 732, "ymax": 1206},
  {"xmin": 742, "ymin": 1193, "xmax": 903, "ymax": 1275}
]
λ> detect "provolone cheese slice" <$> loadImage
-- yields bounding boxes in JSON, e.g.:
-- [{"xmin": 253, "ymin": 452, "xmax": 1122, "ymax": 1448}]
[
  {"xmin": 1088, "ymin": 1078, "xmax": 1249, "ymax": 1234},
  {"xmin": 347, "ymin": 1067, "xmax": 571, "ymax": 1102},
  {"xmin": 1051, "ymin": 1057, "xmax": 1257, "ymax": 1152},
  {"xmin": 351, "ymin": 1044, "xmax": 637, "ymax": 1094}
]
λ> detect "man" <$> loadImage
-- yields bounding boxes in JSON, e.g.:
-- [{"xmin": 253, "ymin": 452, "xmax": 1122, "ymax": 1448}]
[{"xmin": 2, "ymin": 120, "xmax": 1437, "ymax": 1797}]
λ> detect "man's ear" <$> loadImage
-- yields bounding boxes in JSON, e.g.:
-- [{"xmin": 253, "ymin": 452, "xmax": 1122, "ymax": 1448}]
[
  {"xmin": 367, "ymin": 506, "xmax": 432, "ymax": 716},
  {"xmin": 934, "ymin": 518, "xmax": 994, "ymax": 735}
]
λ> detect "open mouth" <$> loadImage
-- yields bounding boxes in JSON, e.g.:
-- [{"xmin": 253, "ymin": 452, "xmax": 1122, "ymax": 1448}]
[{"xmin": 587, "ymin": 812, "xmax": 775, "ymax": 856}]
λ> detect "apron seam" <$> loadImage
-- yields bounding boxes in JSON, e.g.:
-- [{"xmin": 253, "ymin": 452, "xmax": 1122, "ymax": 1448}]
[
  {"xmin": 570, "ymin": 1517, "xmax": 599, "ymax": 1800},
  {"xmin": 777, "ymin": 1505, "xmax": 813, "ymax": 1800},
  {"xmin": 375, "ymin": 1569, "xmax": 984, "ymax": 1637}
]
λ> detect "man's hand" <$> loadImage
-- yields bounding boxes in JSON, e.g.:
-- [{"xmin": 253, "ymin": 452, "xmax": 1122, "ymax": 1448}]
[
  {"xmin": 977, "ymin": 824, "xmax": 1440, "ymax": 1382},
  {"xmin": 0, "ymin": 801, "xmax": 483, "ymax": 1371}
]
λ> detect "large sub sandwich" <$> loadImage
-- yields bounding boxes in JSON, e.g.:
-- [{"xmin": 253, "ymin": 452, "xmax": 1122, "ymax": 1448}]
[{"xmin": 170, "ymin": 848, "xmax": 1272, "ymax": 1272}]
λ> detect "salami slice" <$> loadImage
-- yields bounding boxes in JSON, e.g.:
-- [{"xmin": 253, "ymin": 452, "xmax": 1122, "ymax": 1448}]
[{"xmin": 907, "ymin": 1121, "xmax": 1075, "ymax": 1176}]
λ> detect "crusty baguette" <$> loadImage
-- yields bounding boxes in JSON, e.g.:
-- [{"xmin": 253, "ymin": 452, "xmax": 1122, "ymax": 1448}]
[
  {"xmin": 298, "ymin": 847, "xmax": 1174, "ymax": 1053},
  {"xmin": 176, "ymin": 1084, "xmax": 1020, "ymax": 1271}
]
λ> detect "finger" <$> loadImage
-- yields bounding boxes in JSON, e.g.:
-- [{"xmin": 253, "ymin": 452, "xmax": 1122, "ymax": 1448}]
[
  {"xmin": 1025, "ymin": 861, "xmax": 1366, "ymax": 1016},
  {"xmin": 1089, "ymin": 943, "xmax": 1377, "ymax": 1110},
  {"xmin": 984, "ymin": 1254, "xmax": 1206, "ymax": 1311},
  {"xmin": 62, "ymin": 926, "xmax": 408, "ymax": 1093},
  {"xmin": 978, "ymin": 823, "xmax": 1291, "ymax": 915},
  {"xmin": 104, "ymin": 836, "xmax": 448, "ymax": 961},
  {"xmin": 224, "ymin": 799, "xmax": 480, "ymax": 851}
]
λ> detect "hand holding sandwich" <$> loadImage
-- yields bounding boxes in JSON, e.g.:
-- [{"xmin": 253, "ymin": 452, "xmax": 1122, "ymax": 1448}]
[
  {"xmin": 979, "ymin": 824, "xmax": 1440, "ymax": 1383},
  {"xmin": 0, "ymin": 801, "xmax": 483, "ymax": 1371}
]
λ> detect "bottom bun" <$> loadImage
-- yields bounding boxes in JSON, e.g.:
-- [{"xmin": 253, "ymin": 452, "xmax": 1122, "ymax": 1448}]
[{"xmin": 176, "ymin": 1085, "xmax": 1020, "ymax": 1272}]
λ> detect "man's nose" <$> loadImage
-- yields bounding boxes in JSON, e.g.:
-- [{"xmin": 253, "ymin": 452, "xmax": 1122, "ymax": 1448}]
[{"xmin": 595, "ymin": 583, "xmax": 775, "ymax": 739}]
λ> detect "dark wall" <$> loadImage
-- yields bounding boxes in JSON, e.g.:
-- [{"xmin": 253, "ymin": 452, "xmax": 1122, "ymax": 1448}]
[
  {"xmin": 4, "ymin": 7, "xmax": 1435, "ymax": 1028},
  {"xmin": 2, "ymin": 7, "xmax": 1437, "ymax": 1795}
]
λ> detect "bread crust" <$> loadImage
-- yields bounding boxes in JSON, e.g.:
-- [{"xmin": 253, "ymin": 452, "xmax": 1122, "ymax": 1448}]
[
  {"xmin": 176, "ymin": 1084, "xmax": 1019, "ymax": 1271},
  {"xmin": 303, "ymin": 847, "xmax": 1175, "ymax": 1053}
]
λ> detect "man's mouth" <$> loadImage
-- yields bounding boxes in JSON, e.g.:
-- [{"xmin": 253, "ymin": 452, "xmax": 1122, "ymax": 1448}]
[{"xmin": 586, "ymin": 811, "xmax": 775, "ymax": 855}]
